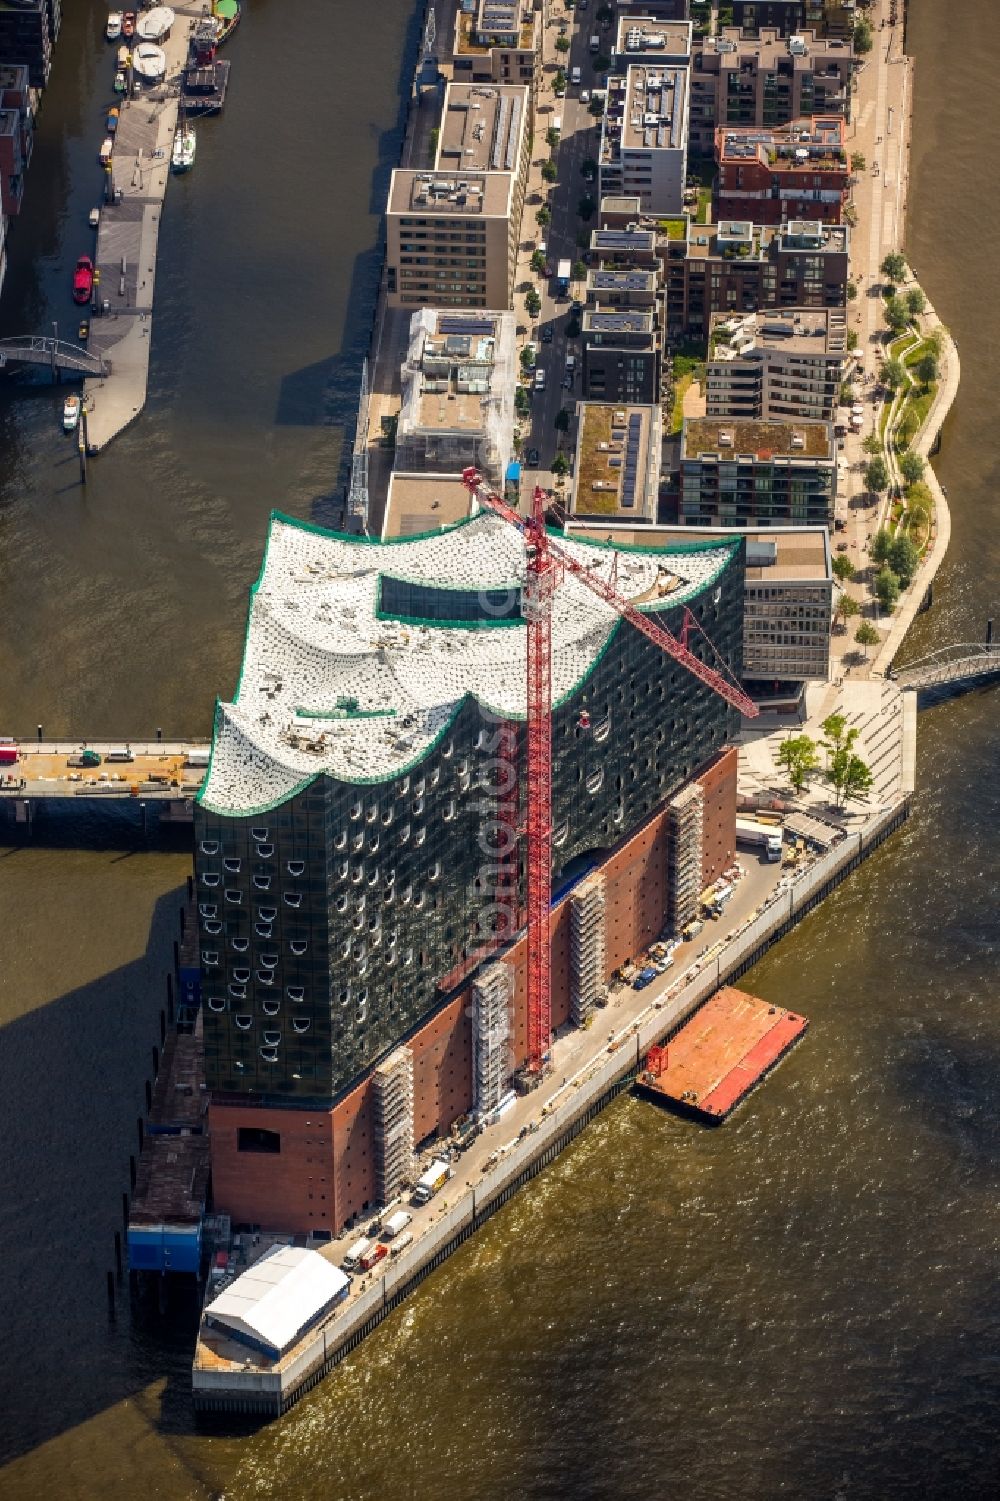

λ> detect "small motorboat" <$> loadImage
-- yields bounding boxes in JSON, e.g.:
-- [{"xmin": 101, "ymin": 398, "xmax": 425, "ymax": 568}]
[
  {"xmin": 212, "ymin": 0, "xmax": 241, "ymax": 45},
  {"xmin": 99, "ymin": 136, "xmax": 114, "ymax": 168},
  {"xmin": 113, "ymin": 69, "xmax": 127, "ymax": 93},
  {"xmin": 136, "ymin": 6, "xmax": 175, "ymax": 43},
  {"xmin": 89, "ymin": 206, "xmax": 101, "ymax": 229},
  {"xmin": 106, "ymin": 11, "xmax": 123, "ymax": 42},
  {"xmin": 132, "ymin": 42, "xmax": 166, "ymax": 81},
  {"xmin": 106, "ymin": 106, "xmax": 120, "ymax": 135},
  {"xmin": 78, "ymin": 320, "xmax": 90, "ymax": 343},
  {"xmin": 171, "ymin": 123, "xmax": 196, "ymax": 173},
  {"xmin": 122, "ymin": 11, "xmax": 136, "ymax": 40},
  {"xmin": 72, "ymin": 254, "xmax": 94, "ymax": 305},
  {"xmin": 116, "ymin": 44, "xmax": 130, "ymax": 68},
  {"xmin": 63, "ymin": 394, "xmax": 81, "ymax": 432}
]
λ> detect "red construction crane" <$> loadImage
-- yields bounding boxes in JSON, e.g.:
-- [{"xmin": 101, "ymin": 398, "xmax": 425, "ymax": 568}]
[{"xmin": 461, "ymin": 467, "xmax": 758, "ymax": 1079}]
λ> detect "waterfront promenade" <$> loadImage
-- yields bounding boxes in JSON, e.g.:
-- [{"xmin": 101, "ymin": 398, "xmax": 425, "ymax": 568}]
[{"xmin": 84, "ymin": 6, "xmax": 204, "ymax": 450}]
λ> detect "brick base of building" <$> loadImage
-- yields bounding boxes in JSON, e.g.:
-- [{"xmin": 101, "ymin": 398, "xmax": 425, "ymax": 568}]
[{"xmin": 209, "ymin": 748, "xmax": 737, "ymax": 1235}]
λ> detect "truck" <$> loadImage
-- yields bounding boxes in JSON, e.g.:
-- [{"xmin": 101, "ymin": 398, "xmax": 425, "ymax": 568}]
[
  {"xmin": 381, "ymin": 1210, "xmax": 412, "ymax": 1239},
  {"xmin": 67, "ymin": 750, "xmax": 102, "ymax": 769},
  {"xmin": 342, "ymin": 1236, "xmax": 372, "ymax": 1271},
  {"xmin": 389, "ymin": 1231, "xmax": 414, "ymax": 1257},
  {"xmin": 359, "ymin": 1242, "xmax": 388, "ymax": 1272},
  {"xmin": 556, "ymin": 259, "xmax": 572, "ymax": 295},
  {"xmin": 186, "ymin": 747, "xmax": 211, "ymax": 767},
  {"xmin": 412, "ymin": 1158, "xmax": 453, "ymax": 1205},
  {"xmin": 0, "ymin": 746, "xmax": 19, "ymax": 766},
  {"xmin": 735, "ymin": 817, "xmax": 783, "ymax": 862}
]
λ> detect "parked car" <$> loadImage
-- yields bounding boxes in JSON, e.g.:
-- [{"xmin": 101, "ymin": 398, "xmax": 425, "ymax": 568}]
[
  {"xmin": 541, "ymin": 325, "xmax": 553, "ymax": 343},
  {"xmin": 527, "ymin": 447, "xmax": 540, "ymax": 465}
]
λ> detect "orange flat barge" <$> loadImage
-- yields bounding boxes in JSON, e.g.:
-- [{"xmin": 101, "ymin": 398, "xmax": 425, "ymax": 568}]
[{"xmin": 635, "ymin": 985, "xmax": 808, "ymax": 1124}]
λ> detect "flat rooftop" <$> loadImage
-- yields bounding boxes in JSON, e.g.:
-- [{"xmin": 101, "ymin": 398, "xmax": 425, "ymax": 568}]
[
  {"xmin": 572, "ymin": 402, "xmax": 659, "ymax": 521},
  {"xmin": 616, "ymin": 17, "xmax": 692, "ymax": 60},
  {"xmin": 710, "ymin": 307, "xmax": 848, "ymax": 359},
  {"xmin": 717, "ymin": 116, "xmax": 846, "ymax": 170},
  {"xmin": 566, "ymin": 521, "xmax": 831, "ymax": 581},
  {"xmin": 620, "ymin": 63, "xmax": 688, "ymax": 152},
  {"xmin": 437, "ymin": 82, "xmax": 528, "ymax": 174},
  {"xmin": 684, "ymin": 416, "xmax": 834, "ymax": 461},
  {"xmin": 582, "ymin": 309, "xmax": 656, "ymax": 336},
  {"xmin": 683, "ymin": 219, "xmax": 849, "ymax": 260},
  {"xmin": 382, "ymin": 472, "xmax": 472, "ymax": 539},
  {"xmin": 588, "ymin": 269, "xmax": 658, "ymax": 293},
  {"xmin": 455, "ymin": 1, "xmax": 536, "ymax": 52},
  {"xmin": 703, "ymin": 26, "xmax": 851, "ymax": 67},
  {"xmin": 389, "ymin": 167, "xmax": 512, "ymax": 217}
]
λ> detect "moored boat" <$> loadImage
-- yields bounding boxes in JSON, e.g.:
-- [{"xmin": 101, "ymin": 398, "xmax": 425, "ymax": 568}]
[
  {"xmin": 116, "ymin": 45, "xmax": 130, "ymax": 69},
  {"xmin": 171, "ymin": 122, "xmax": 196, "ymax": 173},
  {"xmin": 212, "ymin": 0, "xmax": 241, "ymax": 45},
  {"xmin": 132, "ymin": 42, "xmax": 166, "ymax": 81},
  {"xmin": 122, "ymin": 11, "xmax": 136, "ymax": 41},
  {"xmin": 99, "ymin": 136, "xmax": 114, "ymax": 168},
  {"xmin": 106, "ymin": 106, "xmax": 120, "ymax": 135},
  {"xmin": 136, "ymin": 6, "xmax": 175, "ymax": 44},
  {"xmin": 72, "ymin": 254, "xmax": 94, "ymax": 305},
  {"xmin": 106, "ymin": 11, "xmax": 123, "ymax": 42},
  {"xmin": 113, "ymin": 69, "xmax": 127, "ymax": 94},
  {"xmin": 63, "ymin": 395, "xmax": 81, "ymax": 432}
]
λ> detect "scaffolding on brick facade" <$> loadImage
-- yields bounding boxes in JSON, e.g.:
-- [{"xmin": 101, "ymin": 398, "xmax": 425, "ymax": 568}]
[
  {"xmin": 372, "ymin": 1046, "xmax": 414, "ymax": 1205},
  {"xmin": 666, "ymin": 784, "xmax": 704, "ymax": 935},
  {"xmin": 569, "ymin": 872, "xmax": 607, "ymax": 1026},
  {"xmin": 473, "ymin": 962, "xmax": 513, "ymax": 1117}
]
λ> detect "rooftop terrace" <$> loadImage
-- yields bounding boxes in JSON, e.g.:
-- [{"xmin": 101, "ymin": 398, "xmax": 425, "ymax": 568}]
[{"xmin": 684, "ymin": 417, "xmax": 834, "ymax": 461}]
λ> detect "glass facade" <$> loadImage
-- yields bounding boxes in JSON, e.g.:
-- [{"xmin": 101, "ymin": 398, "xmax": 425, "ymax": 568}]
[{"xmin": 195, "ymin": 541, "xmax": 744, "ymax": 1108}]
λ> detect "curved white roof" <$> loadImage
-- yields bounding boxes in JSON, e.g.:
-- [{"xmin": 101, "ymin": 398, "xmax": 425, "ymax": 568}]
[
  {"xmin": 199, "ymin": 510, "xmax": 737, "ymax": 816},
  {"xmin": 206, "ymin": 1245, "xmax": 347, "ymax": 1358}
]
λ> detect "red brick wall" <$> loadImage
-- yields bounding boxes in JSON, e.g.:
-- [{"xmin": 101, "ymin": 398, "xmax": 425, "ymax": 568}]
[
  {"xmin": 209, "ymin": 756, "xmax": 738, "ymax": 1234},
  {"xmin": 698, "ymin": 746, "xmax": 738, "ymax": 887}
]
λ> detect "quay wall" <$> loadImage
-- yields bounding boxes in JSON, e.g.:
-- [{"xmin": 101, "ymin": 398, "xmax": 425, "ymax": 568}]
[{"xmin": 192, "ymin": 795, "xmax": 911, "ymax": 1419}]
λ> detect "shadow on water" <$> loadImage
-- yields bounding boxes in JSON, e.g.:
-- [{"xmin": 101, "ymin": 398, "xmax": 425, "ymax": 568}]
[{"xmin": 0, "ymin": 884, "xmax": 197, "ymax": 1467}]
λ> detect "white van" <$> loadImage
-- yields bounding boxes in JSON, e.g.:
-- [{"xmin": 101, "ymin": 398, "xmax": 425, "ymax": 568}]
[
  {"xmin": 570, "ymin": 66, "xmax": 581, "ymax": 86},
  {"xmin": 342, "ymin": 1236, "xmax": 372, "ymax": 1271},
  {"xmin": 589, "ymin": 34, "xmax": 600, "ymax": 53},
  {"xmin": 534, "ymin": 367, "xmax": 546, "ymax": 391}
]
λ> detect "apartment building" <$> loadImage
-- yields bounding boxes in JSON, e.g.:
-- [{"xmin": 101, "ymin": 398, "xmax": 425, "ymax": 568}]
[
  {"xmin": 689, "ymin": 28, "xmax": 852, "ymax": 152},
  {"xmin": 386, "ymin": 82, "xmax": 529, "ymax": 310},
  {"xmin": 679, "ymin": 415, "xmax": 837, "ymax": 528},
  {"xmin": 581, "ymin": 310, "xmax": 661, "ymax": 405},
  {"xmin": 728, "ymin": 2, "xmax": 853, "ymax": 35},
  {"xmin": 395, "ymin": 307, "xmax": 517, "ymax": 482},
  {"xmin": 600, "ymin": 61, "xmax": 690, "ymax": 215},
  {"xmin": 0, "ymin": 0, "xmax": 60, "ymax": 88},
  {"xmin": 714, "ymin": 116, "xmax": 850, "ymax": 225},
  {"xmin": 570, "ymin": 401, "xmax": 662, "ymax": 524},
  {"xmin": 705, "ymin": 306, "xmax": 848, "ymax": 422},
  {"xmin": 568, "ymin": 520, "xmax": 833, "ymax": 691},
  {"xmin": 450, "ymin": 0, "xmax": 540, "ymax": 91},
  {"xmin": 663, "ymin": 217, "xmax": 850, "ymax": 338},
  {"xmin": 585, "ymin": 266, "xmax": 659, "ymax": 312}
]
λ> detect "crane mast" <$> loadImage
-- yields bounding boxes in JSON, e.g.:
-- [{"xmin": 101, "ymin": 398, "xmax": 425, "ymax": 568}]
[{"xmin": 461, "ymin": 467, "xmax": 758, "ymax": 1079}]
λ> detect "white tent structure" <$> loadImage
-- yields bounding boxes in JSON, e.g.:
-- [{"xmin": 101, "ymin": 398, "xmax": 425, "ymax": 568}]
[{"xmin": 205, "ymin": 1245, "xmax": 349, "ymax": 1359}]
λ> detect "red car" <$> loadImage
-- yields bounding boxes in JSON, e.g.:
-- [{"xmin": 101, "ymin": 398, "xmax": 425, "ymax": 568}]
[{"xmin": 72, "ymin": 255, "xmax": 94, "ymax": 306}]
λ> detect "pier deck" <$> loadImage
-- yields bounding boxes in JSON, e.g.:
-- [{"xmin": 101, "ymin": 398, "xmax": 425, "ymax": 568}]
[
  {"xmin": 84, "ymin": 5, "xmax": 205, "ymax": 450},
  {"xmin": 635, "ymin": 985, "xmax": 808, "ymax": 1123}
]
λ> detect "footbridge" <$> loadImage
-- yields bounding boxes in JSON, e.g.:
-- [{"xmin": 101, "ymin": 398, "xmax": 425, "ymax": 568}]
[
  {"xmin": 0, "ymin": 336, "xmax": 110, "ymax": 379},
  {"xmin": 891, "ymin": 641, "xmax": 1000, "ymax": 703}
]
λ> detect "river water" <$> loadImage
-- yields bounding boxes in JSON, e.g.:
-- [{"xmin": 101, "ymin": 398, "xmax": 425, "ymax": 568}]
[{"xmin": 1, "ymin": 2, "xmax": 998, "ymax": 1497}]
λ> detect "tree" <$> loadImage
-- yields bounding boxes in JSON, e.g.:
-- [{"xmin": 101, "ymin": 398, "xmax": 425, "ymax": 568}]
[
  {"xmin": 555, "ymin": 33, "xmax": 570, "ymax": 52},
  {"xmin": 840, "ymin": 595, "xmax": 861, "ymax": 626},
  {"xmin": 869, "ymin": 527, "xmax": 893, "ymax": 565},
  {"xmin": 924, "ymin": 327, "xmax": 943, "ymax": 357},
  {"xmin": 519, "ymin": 345, "xmax": 536, "ymax": 370},
  {"xmin": 535, "ymin": 204, "xmax": 550, "ymax": 228},
  {"xmin": 832, "ymin": 554, "xmax": 856, "ymax": 584},
  {"xmin": 855, "ymin": 621, "xmax": 880, "ymax": 657},
  {"xmin": 906, "ymin": 480, "xmax": 933, "ymax": 523},
  {"xmin": 916, "ymin": 350, "xmax": 939, "ymax": 387},
  {"xmin": 854, "ymin": 16, "xmax": 873, "ymax": 53},
  {"xmin": 530, "ymin": 249, "xmax": 546, "ymax": 275},
  {"xmin": 777, "ymin": 734, "xmax": 819, "ymax": 792},
  {"xmin": 846, "ymin": 280, "xmax": 858, "ymax": 302},
  {"xmin": 881, "ymin": 251, "xmax": 907, "ymax": 284},
  {"xmin": 821, "ymin": 712, "xmax": 849, "ymax": 756},
  {"xmin": 546, "ymin": 126, "xmax": 561, "ymax": 149},
  {"xmin": 840, "ymin": 381, "xmax": 855, "ymax": 406},
  {"xmin": 553, "ymin": 68, "xmax": 567, "ymax": 92},
  {"xmin": 865, "ymin": 456, "xmax": 889, "ymax": 493},
  {"xmin": 905, "ymin": 286, "xmax": 926, "ymax": 318},
  {"xmin": 589, "ymin": 95, "xmax": 605, "ymax": 118},
  {"xmin": 541, "ymin": 160, "xmax": 558, "ymax": 183},
  {"xmin": 572, "ymin": 260, "xmax": 586, "ymax": 282},
  {"xmin": 554, "ymin": 408, "xmax": 571, "ymax": 433},
  {"xmin": 552, "ymin": 452, "xmax": 570, "ymax": 478},
  {"xmin": 875, "ymin": 566, "xmax": 900, "ymax": 613},
  {"xmin": 578, "ymin": 194, "xmax": 596, "ymax": 221},
  {"xmin": 851, "ymin": 152, "xmax": 866, "ymax": 173},
  {"xmin": 862, "ymin": 432, "xmax": 883, "ymax": 457},
  {"xmin": 887, "ymin": 534, "xmax": 920, "ymax": 587},
  {"xmin": 882, "ymin": 358, "xmax": 906, "ymax": 391},
  {"xmin": 884, "ymin": 295, "xmax": 909, "ymax": 333},
  {"xmin": 596, "ymin": 2, "xmax": 614, "ymax": 22},
  {"xmin": 846, "ymin": 328, "xmax": 859, "ymax": 352},
  {"xmin": 515, "ymin": 387, "xmax": 530, "ymax": 416},
  {"xmin": 829, "ymin": 739, "xmax": 874, "ymax": 804},
  {"xmin": 593, "ymin": 54, "xmax": 612, "ymax": 73},
  {"xmin": 899, "ymin": 450, "xmax": 925, "ymax": 486},
  {"xmin": 843, "ymin": 204, "xmax": 858, "ymax": 229},
  {"xmin": 525, "ymin": 288, "xmax": 541, "ymax": 318}
]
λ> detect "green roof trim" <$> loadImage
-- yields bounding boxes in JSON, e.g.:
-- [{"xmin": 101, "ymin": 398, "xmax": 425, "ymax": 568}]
[
  {"xmin": 195, "ymin": 700, "xmax": 321, "ymax": 816},
  {"xmin": 294, "ymin": 704, "xmax": 397, "ymax": 721}
]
